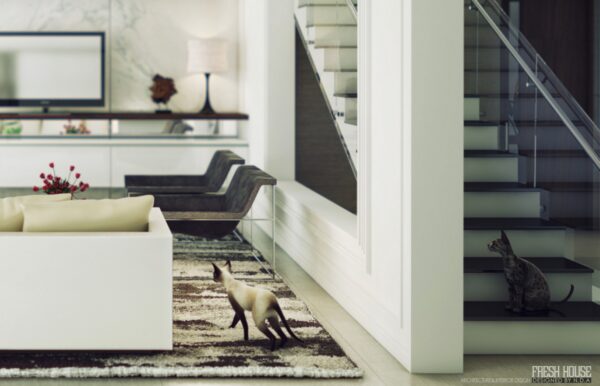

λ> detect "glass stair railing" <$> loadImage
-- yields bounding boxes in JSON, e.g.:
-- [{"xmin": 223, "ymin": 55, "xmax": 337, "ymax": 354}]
[
  {"xmin": 463, "ymin": 0, "xmax": 600, "ymax": 353},
  {"xmin": 295, "ymin": 0, "xmax": 358, "ymax": 175},
  {"xmin": 466, "ymin": 0, "xmax": 600, "ymax": 230}
]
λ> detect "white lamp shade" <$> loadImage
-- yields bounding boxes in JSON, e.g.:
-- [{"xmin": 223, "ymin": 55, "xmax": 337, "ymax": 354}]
[{"xmin": 187, "ymin": 39, "xmax": 228, "ymax": 74}]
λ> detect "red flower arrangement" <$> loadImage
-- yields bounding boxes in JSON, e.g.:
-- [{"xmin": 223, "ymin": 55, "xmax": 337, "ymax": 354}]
[{"xmin": 33, "ymin": 162, "xmax": 90, "ymax": 195}]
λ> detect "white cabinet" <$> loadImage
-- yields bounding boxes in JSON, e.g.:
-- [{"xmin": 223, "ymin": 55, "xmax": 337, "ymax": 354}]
[{"xmin": 0, "ymin": 139, "xmax": 249, "ymax": 188}]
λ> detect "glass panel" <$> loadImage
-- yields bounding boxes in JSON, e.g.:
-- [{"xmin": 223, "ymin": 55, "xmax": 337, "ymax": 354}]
[
  {"xmin": 467, "ymin": 0, "xmax": 600, "ymax": 233},
  {"xmin": 0, "ymin": 118, "xmax": 237, "ymax": 138}
]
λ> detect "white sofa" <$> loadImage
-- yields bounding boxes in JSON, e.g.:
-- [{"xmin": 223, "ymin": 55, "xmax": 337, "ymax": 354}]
[{"xmin": 0, "ymin": 208, "xmax": 173, "ymax": 350}]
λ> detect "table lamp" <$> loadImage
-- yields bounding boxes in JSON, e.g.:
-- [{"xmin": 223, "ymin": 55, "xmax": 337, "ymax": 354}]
[{"xmin": 187, "ymin": 39, "xmax": 228, "ymax": 114}]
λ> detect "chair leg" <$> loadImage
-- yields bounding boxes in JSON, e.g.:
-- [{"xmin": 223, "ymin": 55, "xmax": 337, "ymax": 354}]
[{"xmin": 272, "ymin": 186, "xmax": 276, "ymax": 279}]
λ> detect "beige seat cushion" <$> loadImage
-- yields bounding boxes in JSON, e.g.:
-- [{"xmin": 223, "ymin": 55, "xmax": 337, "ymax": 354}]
[
  {"xmin": 0, "ymin": 194, "xmax": 71, "ymax": 232},
  {"xmin": 23, "ymin": 195, "xmax": 154, "ymax": 232}
]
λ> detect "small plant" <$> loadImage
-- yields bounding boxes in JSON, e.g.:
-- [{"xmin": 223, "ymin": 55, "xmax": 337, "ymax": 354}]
[
  {"xmin": 62, "ymin": 119, "xmax": 91, "ymax": 135},
  {"xmin": 33, "ymin": 162, "xmax": 90, "ymax": 195}
]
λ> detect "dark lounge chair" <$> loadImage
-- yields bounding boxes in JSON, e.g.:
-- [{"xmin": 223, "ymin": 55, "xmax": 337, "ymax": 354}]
[
  {"xmin": 124, "ymin": 150, "xmax": 245, "ymax": 195},
  {"xmin": 153, "ymin": 165, "xmax": 277, "ymax": 239}
]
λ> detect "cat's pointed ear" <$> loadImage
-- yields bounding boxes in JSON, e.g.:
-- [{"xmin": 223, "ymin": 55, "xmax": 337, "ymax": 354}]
[
  {"xmin": 501, "ymin": 230, "xmax": 510, "ymax": 244},
  {"xmin": 212, "ymin": 262, "xmax": 221, "ymax": 273},
  {"xmin": 225, "ymin": 260, "xmax": 232, "ymax": 272}
]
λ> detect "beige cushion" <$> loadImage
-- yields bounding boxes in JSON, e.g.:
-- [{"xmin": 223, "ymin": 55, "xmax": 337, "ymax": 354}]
[
  {"xmin": 22, "ymin": 195, "xmax": 154, "ymax": 232},
  {"xmin": 0, "ymin": 194, "xmax": 71, "ymax": 232}
]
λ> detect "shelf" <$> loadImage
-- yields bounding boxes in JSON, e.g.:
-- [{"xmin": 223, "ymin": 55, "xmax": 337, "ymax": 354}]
[{"xmin": 0, "ymin": 112, "xmax": 249, "ymax": 120}]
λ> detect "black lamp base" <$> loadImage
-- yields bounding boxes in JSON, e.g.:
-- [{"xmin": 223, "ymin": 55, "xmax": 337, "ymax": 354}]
[
  {"xmin": 199, "ymin": 100, "xmax": 215, "ymax": 114},
  {"xmin": 199, "ymin": 72, "xmax": 216, "ymax": 114}
]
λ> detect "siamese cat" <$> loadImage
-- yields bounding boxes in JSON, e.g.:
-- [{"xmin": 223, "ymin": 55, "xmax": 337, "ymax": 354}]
[
  {"xmin": 212, "ymin": 260, "xmax": 303, "ymax": 350},
  {"xmin": 488, "ymin": 230, "xmax": 574, "ymax": 314}
]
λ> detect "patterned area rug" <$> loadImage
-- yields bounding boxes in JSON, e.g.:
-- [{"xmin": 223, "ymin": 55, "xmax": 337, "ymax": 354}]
[{"xmin": 0, "ymin": 234, "xmax": 362, "ymax": 379}]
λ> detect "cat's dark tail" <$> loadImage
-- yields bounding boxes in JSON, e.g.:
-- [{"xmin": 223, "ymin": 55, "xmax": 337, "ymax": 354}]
[
  {"xmin": 274, "ymin": 303, "xmax": 303, "ymax": 342},
  {"xmin": 559, "ymin": 284, "xmax": 575, "ymax": 303}
]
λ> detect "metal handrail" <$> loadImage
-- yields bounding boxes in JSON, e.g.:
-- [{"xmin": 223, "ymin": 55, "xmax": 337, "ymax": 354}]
[{"xmin": 471, "ymin": 0, "xmax": 600, "ymax": 171}]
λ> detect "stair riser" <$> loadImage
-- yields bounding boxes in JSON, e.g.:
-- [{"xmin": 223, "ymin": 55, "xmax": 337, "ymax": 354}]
[
  {"xmin": 465, "ymin": 273, "xmax": 592, "ymax": 301},
  {"xmin": 464, "ymin": 157, "xmax": 519, "ymax": 182},
  {"xmin": 464, "ymin": 191, "xmax": 541, "ymax": 218},
  {"xmin": 334, "ymin": 72, "xmax": 357, "ymax": 94},
  {"xmin": 464, "ymin": 98, "xmax": 480, "ymax": 121},
  {"xmin": 465, "ymin": 322, "xmax": 600, "ymax": 354},
  {"xmin": 308, "ymin": 26, "xmax": 357, "ymax": 47},
  {"xmin": 336, "ymin": 97, "xmax": 357, "ymax": 123},
  {"xmin": 300, "ymin": 6, "xmax": 356, "ymax": 26},
  {"xmin": 465, "ymin": 26, "xmax": 501, "ymax": 47},
  {"xmin": 464, "ymin": 126, "xmax": 500, "ymax": 150},
  {"xmin": 465, "ymin": 229, "xmax": 568, "ymax": 257},
  {"xmin": 324, "ymin": 48, "xmax": 357, "ymax": 71},
  {"xmin": 298, "ymin": 0, "xmax": 346, "ymax": 6}
]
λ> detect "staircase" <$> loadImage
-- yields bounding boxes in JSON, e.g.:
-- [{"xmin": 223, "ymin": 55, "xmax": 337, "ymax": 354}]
[
  {"xmin": 464, "ymin": 0, "xmax": 600, "ymax": 354},
  {"xmin": 294, "ymin": 0, "xmax": 358, "ymax": 171}
]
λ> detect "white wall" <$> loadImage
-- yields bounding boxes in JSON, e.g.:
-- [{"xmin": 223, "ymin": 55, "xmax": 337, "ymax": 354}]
[
  {"xmin": 407, "ymin": 0, "xmax": 464, "ymax": 372},
  {"xmin": 238, "ymin": 0, "xmax": 295, "ymax": 180},
  {"xmin": 240, "ymin": 0, "xmax": 464, "ymax": 373}
]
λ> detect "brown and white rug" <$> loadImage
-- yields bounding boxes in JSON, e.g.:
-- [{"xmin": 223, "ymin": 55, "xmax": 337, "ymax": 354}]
[{"xmin": 0, "ymin": 233, "xmax": 362, "ymax": 379}]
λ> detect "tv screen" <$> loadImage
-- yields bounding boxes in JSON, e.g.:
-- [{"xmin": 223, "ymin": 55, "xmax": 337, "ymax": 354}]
[{"xmin": 0, "ymin": 32, "xmax": 105, "ymax": 108}]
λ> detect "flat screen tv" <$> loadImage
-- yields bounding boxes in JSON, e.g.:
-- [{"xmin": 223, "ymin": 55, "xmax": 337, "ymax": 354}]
[{"xmin": 0, "ymin": 32, "xmax": 105, "ymax": 108}]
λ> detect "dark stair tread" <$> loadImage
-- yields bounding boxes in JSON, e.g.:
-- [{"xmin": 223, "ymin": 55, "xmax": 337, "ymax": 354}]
[
  {"xmin": 552, "ymin": 217, "xmax": 599, "ymax": 230},
  {"xmin": 307, "ymin": 23, "xmax": 356, "ymax": 28},
  {"xmin": 464, "ymin": 257, "xmax": 594, "ymax": 274},
  {"xmin": 465, "ymin": 69, "xmax": 528, "ymax": 73},
  {"xmin": 465, "ymin": 93, "xmax": 562, "ymax": 99},
  {"xmin": 464, "ymin": 218, "xmax": 567, "ymax": 230},
  {"xmin": 334, "ymin": 92, "xmax": 357, "ymax": 98},
  {"xmin": 532, "ymin": 182, "xmax": 600, "ymax": 192},
  {"xmin": 519, "ymin": 149, "xmax": 588, "ymax": 158},
  {"xmin": 464, "ymin": 44, "xmax": 505, "ymax": 49},
  {"xmin": 324, "ymin": 68, "xmax": 357, "ymax": 73},
  {"xmin": 464, "ymin": 120, "xmax": 501, "ymax": 127},
  {"xmin": 315, "ymin": 45, "xmax": 357, "ymax": 49},
  {"xmin": 465, "ymin": 301, "xmax": 600, "ymax": 321},
  {"xmin": 464, "ymin": 150, "xmax": 517, "ymax": 158},
  {"xmin": 464, "ymin": 182, "xmax": 545, "ymax": 192},
  {"xmin": 464, "ymin": 120, "xmax": 584, "ymax": 127},
  {"xmin": 298, "ymin": 4, "xmax": 355, "ymax": 11}
]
